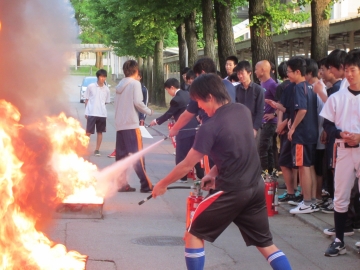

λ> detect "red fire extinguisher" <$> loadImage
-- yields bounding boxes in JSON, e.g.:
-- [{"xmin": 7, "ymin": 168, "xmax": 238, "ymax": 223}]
[
  {"xmin": 167, "ymin": 120, "xmax": 176, "ymax": 148},
  {"xmin": 264, "ymin": 173, "xmax": 278, "ymax": 217},
  {"xmin": 186, "ymin": 181, "xmax": 204, "ymax": 228}
]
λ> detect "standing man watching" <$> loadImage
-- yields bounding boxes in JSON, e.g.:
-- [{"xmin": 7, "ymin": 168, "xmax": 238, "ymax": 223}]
[
  {"xmin": 169, "ymin": 57, "xmax": 235, "ymax": 137},
  {"xmin": 286, "ymin": 57, "xmax": 318, "ymax": 214},
  {"xmin": 235, "ymin": 60, "xmax": 265, "ymax": 138},
  {"xmin": 224, "ymin": 55, "xmax": 238, "ymax": 80},
  {"xmin": 85, "ymin": 69, "xmax": 110, "ymax": 156},
  {"xmin": 255, "ymin": 60, "xmax": 278, "ymax": 176},
  {"xmin": 114, "ymin": 60, "xmax": 153, "ymax": 193}
]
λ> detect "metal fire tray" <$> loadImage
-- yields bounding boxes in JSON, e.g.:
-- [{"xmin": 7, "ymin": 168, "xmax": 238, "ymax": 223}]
[{"xmin": 53, "ymin": 202, "xmax": 103, "ymax": 219}]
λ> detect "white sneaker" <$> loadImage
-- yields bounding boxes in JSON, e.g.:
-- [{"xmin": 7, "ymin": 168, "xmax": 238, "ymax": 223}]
[
  {"xmin": 290, "ymin": 201, "xmax": 316, "ymax": 214},
  {"xmin": 355, "ymin": 242, "xmax": 360, "ymax": 248}
]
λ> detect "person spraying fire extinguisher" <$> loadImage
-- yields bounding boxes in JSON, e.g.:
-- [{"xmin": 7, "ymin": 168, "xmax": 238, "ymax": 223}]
[{"xmin": 152, "ymin": 74, "xmax": 292, "ymax": 270}]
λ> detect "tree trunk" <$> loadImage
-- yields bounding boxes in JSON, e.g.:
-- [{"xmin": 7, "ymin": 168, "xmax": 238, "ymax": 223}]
[
  {"xmin": 76, "ymin": 52, "xmax": 81, "ymax": 67},
  {"xmin": 153, "ymin": 40, "xmax": 165, "ymax": 107},
  {"xmin": 137, "ymin": 57, "xmax": 143, "ymax": 70},
  {"xmin": 143, "ymin": 57, "xmax": 148, "ymax": 88},
  {"xmin": 147, "ymin": 56, "xmax": 153, "ymax": 103},
  {"xmin": 95, "ymin": 52, "xmax": 103, "ymax": 68},
  {"xmin": 176, "ymin": 22, "xmax": 187, "ymax": 86},
  {"xmin": 202, "ymin": 0, "xmax": 215, "ymax": 60},
  {"xmin": 249, "ymin": 0, "xmax": 275, "ymax": 83},
  {"xmin": 214, "ymin": 0, "xmax": 236, "ymax": 78},
  {"xmin": 311, "ymin": 0, "xmax": 331, "ymax": 61},
  {"xmin": 185, "ymin": 10, "xmax": 198, "ymax": 68}
]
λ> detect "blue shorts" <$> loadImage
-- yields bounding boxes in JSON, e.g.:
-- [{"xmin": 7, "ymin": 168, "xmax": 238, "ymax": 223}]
[{"xmin": 291, "ymin": 143, "xmax": 316, "ymax": 167}]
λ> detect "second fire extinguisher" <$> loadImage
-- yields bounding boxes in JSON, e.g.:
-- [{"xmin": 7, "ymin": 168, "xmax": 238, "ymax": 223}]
[
  {"xmin": 264, "ymin": 172, "xmax": 278, "ymax": 217},
  {"xmin": 186, "ymin": 181, "xmax": 204, "ymax": 228}
]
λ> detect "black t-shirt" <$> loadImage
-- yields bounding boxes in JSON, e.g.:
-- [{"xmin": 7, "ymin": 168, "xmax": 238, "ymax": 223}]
[
  {"xmin": 291, "ymin": 81, "xmax": 318, "ymax": 144},
  {"xmin": 279, "ymin": 82, "xmax": 296, "ymax": 121},
  {"xmin": 192, "ymin": 103, "xmax": 261, "ymax": 191},
  {"xmin": 327, "ymin": 80, "xmax": 341, "ymax": 97},
  {"xmin": 275, "ymin": 80, "xmax": 291, "ymax": 102}
]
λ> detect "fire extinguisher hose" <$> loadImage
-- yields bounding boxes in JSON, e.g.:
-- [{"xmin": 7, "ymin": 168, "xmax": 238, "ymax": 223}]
[{"xmin": 138, "ymin": 186, "xmax": 192, "ymax": 205}]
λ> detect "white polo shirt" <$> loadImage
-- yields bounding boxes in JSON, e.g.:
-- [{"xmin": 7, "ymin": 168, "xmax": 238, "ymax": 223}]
[
  {"xmin": 320, "ymin": 86, "xmax": 360, "ymax": 134},
  {"xmin": 85, "ymin": 82, "xmax": 110, "ymax": 117}
]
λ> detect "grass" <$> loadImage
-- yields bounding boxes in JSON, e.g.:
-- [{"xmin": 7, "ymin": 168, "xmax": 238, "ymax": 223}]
[{"xmin": 69, "ymin": 65, "xmax": 112, "ymax": 76}]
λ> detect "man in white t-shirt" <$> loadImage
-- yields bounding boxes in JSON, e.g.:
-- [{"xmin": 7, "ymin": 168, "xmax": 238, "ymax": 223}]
[{"xmin": 85, "ymin": 69, "xmax": 110, "ymax": 156}]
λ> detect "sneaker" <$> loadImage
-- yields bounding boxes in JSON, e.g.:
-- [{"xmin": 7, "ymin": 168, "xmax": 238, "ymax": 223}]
[
  {"xmin": 290, "ymin": 201, "xmax": 316, "ymax": 214},
  {"xmin": 324, "ymin": 239, "xmax": 346, "ymax": 257},
  {"xmin": 353, "ymin": 223, "xmax": 360, "ymax": 232},
  {"xmin": 322, "ymin": 189, "xmax": 330, "ymax": 198},
  {"xmin": 323, "ymin": 227, "xmax": 354, "ymax": 236},
  {"xmin": 176, "ymin": 179, "xmax": 188, "ymax": 183},
  {"xmin": 319, "ymin": 198, "xmax": 332, "ymax": 209},
  {"xmin": 278, "ymin": 193, "xmax": 295, "ymax": 204},
  {"xmin": 322, "ymin": 202, "xmax": 334, "ymax": 214},
  {"xmin": 94, "ymin": 150, "xmax": 100, "ymax": 156},
  {"xmin": 107, "ymin": 149, "xmax": 116, "ymax": 158},
  {"xmin": 311, "ymin": 203, "xmax": 320, "ymax": 212},
  {"xmin": 355, "ymin": 242, "xmax": 360, "ymax": 248},
  {"xmin": 140, "ymin": 187, "xmax": 152, "ymax": 193},
  {"xmin": 118, "ymin": 184, "xmax": 136, "ymax": 192},
  {"xmin": 288, "ymin": 194, "xmax": 303, "ymax": 206},
  {"xmin": 278, "ymin": 191, "xmax": 288, "ymax": 200}
]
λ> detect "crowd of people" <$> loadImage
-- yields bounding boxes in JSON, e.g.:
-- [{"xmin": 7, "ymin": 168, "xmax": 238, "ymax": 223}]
[{"xmin": 84, "ymin": 49, "xmax": 360, "ymax": 269}]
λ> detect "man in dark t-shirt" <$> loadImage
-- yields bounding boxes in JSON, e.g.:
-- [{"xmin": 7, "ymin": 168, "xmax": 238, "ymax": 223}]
[
  {"xmin": 286, "ymin": 57, "xmax": 318, "ymax": 215},
  {"xmin": 153, "ymin": 74, "xmax": 292, "ymax": 270}
]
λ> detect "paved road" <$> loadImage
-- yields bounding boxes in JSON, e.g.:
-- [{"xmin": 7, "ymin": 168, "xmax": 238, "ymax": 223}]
[{"xmin": 46, "ymin": 75, "xmax": 360, "ymax": 270}]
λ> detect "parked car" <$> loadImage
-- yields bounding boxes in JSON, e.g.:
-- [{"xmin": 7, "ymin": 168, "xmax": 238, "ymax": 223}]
[
  {"xmin": 78, "ymin": 76, "xmax": 111, "ymax": 103},
  {"xmin": 79, "ymin": 76, "xmax": 97, "ymax": 103}
]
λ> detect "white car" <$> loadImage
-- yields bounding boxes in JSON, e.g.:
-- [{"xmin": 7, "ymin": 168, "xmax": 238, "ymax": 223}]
[
  {"xmin": 79, "ymin": 76, "xmax": 97, "ymax": 103},
  {"xmin": 79, "ymin": 76, "xmax": 111, "ymax": 103}
]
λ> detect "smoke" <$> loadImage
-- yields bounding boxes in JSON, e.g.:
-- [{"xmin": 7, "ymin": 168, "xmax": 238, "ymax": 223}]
[
  {"xmin": 94, "ymin": 139, "xmax": 165, "ymax": 198},
  {"xmin": 0, "ymin": 0, "xmax": 79, "ymax": 123}
]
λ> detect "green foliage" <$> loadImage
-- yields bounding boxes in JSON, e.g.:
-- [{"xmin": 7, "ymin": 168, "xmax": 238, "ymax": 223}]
[
  {"xmin": 70, "ymin": 0, "xmax": 200, "ymax": 58},
  {"xmin": 297, "ymin": 0, "xmax": 339, "ymax": 20},
  {"xmin": 249, "ymin": 0, "xmax": 310, "ymax": 36}
]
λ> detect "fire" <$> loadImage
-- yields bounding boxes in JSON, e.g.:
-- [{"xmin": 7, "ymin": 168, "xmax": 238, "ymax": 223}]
[
  {"xmin": 0, "ymin": 99, "xmax": 106, "ymax": 269},
  {"xmin": 44, "ymin": 112, "xmax": 103, "ymax": 204}
]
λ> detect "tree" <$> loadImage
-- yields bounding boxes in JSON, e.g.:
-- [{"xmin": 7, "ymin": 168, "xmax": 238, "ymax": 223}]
[
  {"xmin": 214, "ymin": 0, "xmax": 236, "ymax": 77},
  {"xmin": 202, "ymin": 0, "xmax": 216, "ymax": 60},
  {"xmin": 248, "ymin": 0, "xmax": 276, "ymax": 80},
  {"xmin": 185, "ymin": 10, "xmax": 198, "ymax": 67},
  {"xmin": 298, "ymin": 0, "xmax": 335, "ymax": 61},
  {"xmin": 176, "ymin": 22, "xmax": 187, "ymax": 86},
  {"xmin": 248, "ymin": 0, "xmax": 309, "ymax": 81}
]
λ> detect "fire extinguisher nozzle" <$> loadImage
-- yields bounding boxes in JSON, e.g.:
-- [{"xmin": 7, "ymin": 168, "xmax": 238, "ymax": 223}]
[{"xmin": 138, "ymin": 194, "xmax": 153, "ymax": 205}]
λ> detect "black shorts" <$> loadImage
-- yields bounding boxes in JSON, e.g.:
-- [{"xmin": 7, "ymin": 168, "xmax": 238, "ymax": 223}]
[
  {"xmin": 291, "ymin": 143, "xmax": 316, "ymax": 167},
  {"xmin": 188, "ymin": 179, "xmax": 273, "ymax": 247},
  {"xmin": 278, "ymin": 133, "xmax": 294, "ymax": 168},
  {"xmin": 86, "ymin": 116, "xmax": 106, "ymax": 134}
]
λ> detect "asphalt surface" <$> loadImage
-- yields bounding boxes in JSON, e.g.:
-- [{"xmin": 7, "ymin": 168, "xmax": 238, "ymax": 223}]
[{"xmin": 45, "ymin": 75, "xmax": 360, "ymax": 270}]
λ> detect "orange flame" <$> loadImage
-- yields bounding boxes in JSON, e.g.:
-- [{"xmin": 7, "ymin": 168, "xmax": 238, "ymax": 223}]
[{"xmin": 0, "ymin": 99, "xmax": 102, "ymax": 269}]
